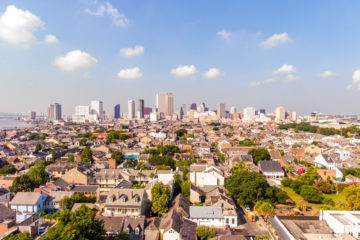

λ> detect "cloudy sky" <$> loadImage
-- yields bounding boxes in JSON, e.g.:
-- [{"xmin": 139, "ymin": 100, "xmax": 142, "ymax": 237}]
[{"xmin": 1, "ymin": 0, "xmax": 360, "ymax": 115}]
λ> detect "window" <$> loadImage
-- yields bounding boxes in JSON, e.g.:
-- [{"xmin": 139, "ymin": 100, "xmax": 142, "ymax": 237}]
[
  {"xmin": 135, "ymin": 227, "xmax": 140, "ymax": 235},
  {"xmin": 226, "ymin": 218, "xmax": 229, "ymax": 224},
  {"xmin": 232, "ymin": 218, "xmax": 235, "ymax": 224},
  {"xmin": 125, "ymin": 228, "xmax": 130, "ymax": 234}
]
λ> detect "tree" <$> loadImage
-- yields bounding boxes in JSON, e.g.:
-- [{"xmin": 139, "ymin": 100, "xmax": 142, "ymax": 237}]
[
  {"xmin": 81, "ymin": 146, "xmax": 93, "ymax": 164},
  {"xmin": 248, "ymin": 148, "xmax": 270, "ymax": 165},
  {"xmin": 42, "ymin": 205, "xmax": 105, "ymax": 240},
  {"xmin": 281, "ymin": 177, "xmax": 293, "ymax": 187},
  {"xmin": 111, "ymin": 232, "xmax": 129, "ymax": 240},
  {"xmin": 196, "ymin": 226, "xmax": 216, "ymax": 240},
  {"xmin": 27, "ymin": 162, "xmax": 48, "ymax": 186},
  {"xmin": 35, "ymin": 143, "xmax": 42, "ymax": 152},
  {"xmin": 254, "ymin": 201, "xmax": 274, "ymax": 222},
  {"xmin": 173, "ymin": 173, "xmax": 182, "ymax": 196},
  {"xmin": 0, "ymin": 164, "xmax": 16, "ymax": 175},
  {"xmin": 175, "ymin": 128, "xmax": 187, "ymax": 138},
  {"xmin": 181, "ymin": 180, "xmax": 190, "ymax": 198},
  {"xmin": 137, "ymin": 172, "xmax": 143, "ymax": 185},
  {"xmin": 111, "ymin": 151, "xmax": 124, "ymax": 164},
  {"xmin": 10, "ymin": 174, "xmax": 35, "ymax": 193},
  {"xmin": 151, "ymin": 183, "xmax": 170, "ymax": 216},
  {"xmin": 343, "ymin": 184, "xmax": 360, "ymax": 210},
  {"xmin": 3, "ymin": 232, "xmax": 34, "ymax": 240},
  {"xmin": 67, "ymin": 155, "xmax": 75, "ymax": 162},
  {"xmin": 300, "ymin": 185, "xmax": 324, "ymax": 203}
]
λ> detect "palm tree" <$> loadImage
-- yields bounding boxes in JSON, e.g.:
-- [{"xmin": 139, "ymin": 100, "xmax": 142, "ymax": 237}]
[{"xmin": 137, "ymin": 172, "xmax": 143, "ymax": 185}]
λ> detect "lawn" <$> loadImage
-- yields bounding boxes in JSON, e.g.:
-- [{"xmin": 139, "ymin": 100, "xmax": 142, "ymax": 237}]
[{"xmin": 280, "ymin": 186, "xmax": 344, "ymax": 210}]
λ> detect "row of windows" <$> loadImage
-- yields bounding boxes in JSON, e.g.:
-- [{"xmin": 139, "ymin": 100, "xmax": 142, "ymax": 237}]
[{"xmin": 107, "ymin": 208, "xmax": 139, "ymax": 213}]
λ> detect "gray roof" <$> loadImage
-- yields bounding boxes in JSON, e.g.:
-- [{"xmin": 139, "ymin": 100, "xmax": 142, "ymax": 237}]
[
  {"xmin": 10, "ymin": 192, "xmax": 46, "ymax": 205},
  {"xmin": 189, "ymin": 206, "xmax": 223, "ymax": 219},
  {"xmin": 259, "ymin": 160, "xmax": 284, "ymax": 172}
]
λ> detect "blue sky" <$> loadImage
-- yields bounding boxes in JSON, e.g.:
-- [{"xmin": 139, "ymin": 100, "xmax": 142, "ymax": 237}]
[{"xmin": 0, "ymin": 0, "xmax": 360, "ymax": 115}]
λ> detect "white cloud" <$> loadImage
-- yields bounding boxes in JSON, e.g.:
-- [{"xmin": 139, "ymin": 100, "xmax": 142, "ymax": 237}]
[
  {"xmin": 203, "ymin": 68, "xmax": 224, "ymax": 79},
  {"xmin": 44, "ymin": 34, "xmax": 59, "ymax": 44},
  {"xmin": 171, "ymin": 65, "xmax": 197, "ymax": 77},
  {"xmin": 0, "ymin": 5, "xmax": 44, "ymax": 48},
  {"xmin": 349, "ymin": 69, "xmax": 360, "ymax": 90},
  {"xmin": 117, "ymin": 67, "xmax": 142, "ymax": 80},
  {"xmin": 217, "ymin": 29, "xmax": 231, "ymax": 40},
  {"xmin": 260, "ymin": 32, "xmax": 291, "ymax": 48},
  {"xmin": 120, "ymin": 45, "xmax": 144, "ymax": 57},
  {"xmin": 273, "ymin": 64, "xmax": 296, "ymax": 74},
  {"xmin": 249, "ymin": 81, "xmax": 261, "ymax": 87},
  {"xmin": 85, "ymin": 2, "xmax": 129, "ymax": 27},
  {"xmin": 53, "ymin": 50, "xmax": 97, "ymax": 72},
  {"xmin": 319, "ymin": 71, "xmax": 336, "ymax": 79},
  {"xmin": 264, "ymin": 77, "xmax": 276, "ymax": 84},
  {"xmin": 284, "ymin": 74, "xmax": 301, "ymax": 82}
]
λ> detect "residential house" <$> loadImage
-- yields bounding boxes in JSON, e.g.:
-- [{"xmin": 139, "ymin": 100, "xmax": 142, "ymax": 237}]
[
  {"xmin": 314, "ymin": 154, "xmax": 335, "ymax": 169},
  {"xmin": 259, "ymin": 161, "xmax": 285, "ymax": 179},
  {"xmin": 44, "ymin": 191, "xmax": 74, "ymax": 213},
  {"xmin": 189, "ymin": 206, "xmax": 236, "ymax": 227},
  {"xmin": 103, "ymin": 188, "xmax": 148, "ymax": 216},
  {"xmin": 190, "ymin": 165, "xmax": 224, "ymax": 187},
  {"xmin": 9, "ymin": 192, "xmax": 47, "ymax": 223}
]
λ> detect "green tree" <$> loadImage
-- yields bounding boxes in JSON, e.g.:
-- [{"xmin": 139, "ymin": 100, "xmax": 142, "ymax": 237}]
[
  {"xmin": 81, "ymin": 146, "xmax": 93, "ymax": 164},
  {"xmin": 196, "ymin": 226, "xmax": 216, "ymax": 240},
  {"xmin": 300, "ymin": 185, "xmax": 324, "ymax": 203},
  {"xmin": 111, "ymin": 232, "xmax": 129, "ymax": 240},
  {"xmin": 42, "ymin": 205, "xmax": 105, "ymax": 240},
  {"xmin": 151, "ymin": 183, "xmax": 170, "ymax": 216},
  {"xmin": 175, "ymin": 128, "xmax": 187, "ymax": 137},
  {"xmin": 27, "ymin": 162, "xmax": 49, "ymax": 186},
  {"xmin": 173, "ymin": 173, "xmax": 182, "ymax": 196},
  {"xmin": 35, "ymin": 143, "xmax": 42, "ymax": 152},
  {"xmin": 180, "ymin": 180, "xmax": 190, "ymax": 198},
  {"xmin": 3, "ymin": 232, "xmax": 34, "ymax": 240},
  {"xmin": 111, "ymin": 151, "xmax": 124, "ymax": 164},
  {"xmin": 254, "ymin": 201, "xmax": 274, "ymax": 222},
  {"xmin": 59, "ymin": 193, "xmax": 96, "ymax": 210},
  {"xmin": 343, "ymin": 184, "xmax": 360, "ymax": 210},
  {"xmin": 10, "ymin": 174, "xmax": 35, "ymax": 193},
  {"xmin": 67, "ymin": 155, "xmax": 75, "ymax": 162},
  {"xmin": 0, "ymin": 164, "xmax": 16, "ymax": 175},
  {"xmin": 248, "ymin": 148, "xmax": 270, "ymax": 165}
]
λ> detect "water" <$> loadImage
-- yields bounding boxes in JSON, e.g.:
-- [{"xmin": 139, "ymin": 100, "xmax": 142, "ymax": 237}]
[{"xmin": 0, "ymin": 118, "xmax": 34, "ymax": 130}]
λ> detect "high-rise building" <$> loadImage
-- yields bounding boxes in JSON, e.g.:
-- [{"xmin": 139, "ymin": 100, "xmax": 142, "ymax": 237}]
[
  {"xmin": 182, "ymin": 104, "xmax": 186, "ymax": 113},
  {"xmin": 138, "ymin": 99, "xmax": 144, "ymax": 119},
  {"xmin": 260, "ymin": 109, "xmax": 266, "ymax": 115},
  {"xmin": 275, "ymin": 106, "xmax": 286, "ymax": 121},
  {"xmin": 190, "ymin": 103, "xmax": 197, "ymax": 110},
  {"xmin": 75, "ymin": 105, "xmax": 90, "ymax": 116},
  {"xmin": 156, "ymin": 93, "xmax": 166, "ymax": 114},
  {"xmin": 30, "ymin": 112, "xmax": 36, "ymax": 120},
  {"xmin": 144, "ymin": 107, "xmax": 152, "ymax": 115},
  {"xmin": 165, "ymin": 93, "xmax": 174, "ymax": 116},
  {"xmin": 73, "ymin": 105, "xmax": 97, "ymax": 123},
  {"xmin": 217, "ymin": 103, "xmax": 226, "ymax": 119},
  {"xmin": 47, "ymin": 103, "xmax": 62, "ymax": 121},
  {"xmin": 230, "ymin": 107, "xmax": 237, "ymax": 114},
  {"xmin": 90, "ymin": 100, "xmax": 104, "ymax": 120},
  {"xmin": 128, "ymin": 100, "xmax": 135, "ymax": 119},
  {"xmin": 243, "ymin": 107, "xmax": 255, "ymax": 121},
  {"xmin": 114, "ymin": 104, "xmax": 120, "ymax": 119},
  {"xmin": 291, "ymin": 112, "xmax": 297, "ymax": 121}
]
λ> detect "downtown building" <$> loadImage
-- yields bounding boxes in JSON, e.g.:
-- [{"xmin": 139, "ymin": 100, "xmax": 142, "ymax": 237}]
[{"xmin": 47, "ymin": 103, "xmax": 62, "ymax": 121}]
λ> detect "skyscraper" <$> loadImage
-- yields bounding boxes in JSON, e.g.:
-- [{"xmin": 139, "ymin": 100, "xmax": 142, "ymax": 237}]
[
  {"xmin": 138, "ymin": 99, "xmax": 144, "ymax": 119},
  {"xmin": 189, "ymin": 103, "xmax": 197, "ymax": 110},
  {"xmin": 260, "ymin": 109, "xmax": 266, "ymax": 115},
  {"xmin": 114, "ymin": 104, "xmax": 120, "ymax": 119},
  {"xmin": 47, "ymin": 103, "xmax": 62, "ymax": 121},
  {"xmin": 165, "ymin": 93, "xmax": 174, "ymax": 116},
  {"xmin": 30, "ymin": 112, "xmax": 36, "ymax": 120},
  {"xmin": 128, "ymin": 100, "xmax": 135, "ymax": 119},
  {"xmin": 275, "ymin": 106, "xmax": 286, "ymax": 121},
  {"xmin": 243, "ymin": 107, "xmax": 255, "ymax": 121},
  {"xmin": 90, "ymin": 100, "xmax": 104, "ymax": 120},
  {"xmin": 156, "ymin": 93, "xmax": 166, "ymax": 114},
  {"xmin": 217, "ymin": 103, "xmax": 226, "ymax": 119}
]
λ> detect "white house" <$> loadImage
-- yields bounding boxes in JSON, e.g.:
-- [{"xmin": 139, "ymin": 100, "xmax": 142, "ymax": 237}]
[
  {"xmin": 189, "ymin": 206, "xmax": 237, "ymax": 227},
  {"xmin": 9, "ymin": 192, "xmax": 48, "ymax": 223},
  {"xmin": 189, "ymin": 165, "xmax": 224, "ymax": 187},
  {"xmin": 320, "ymin": 210, "xmax": 360, "ymax": 238},
  {"xmin": 314, "ymin": 154, "xmax": 335, "ymax": 169},
  {"xmin": 335, "ymin": 149, "xmax": 352, "ymax": 161}
]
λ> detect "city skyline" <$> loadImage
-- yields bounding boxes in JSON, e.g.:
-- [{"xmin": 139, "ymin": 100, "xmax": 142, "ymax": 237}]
[{"xmin": 1, "ymin": 1, "xmax": 360, "ymax": 115}]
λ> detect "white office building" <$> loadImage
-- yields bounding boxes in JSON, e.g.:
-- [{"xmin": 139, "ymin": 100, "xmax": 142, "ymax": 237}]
[
  {"xmin": 128, "ymin": 100, "xmax": 135, "ymax": 119},
  {"xmin": 243, "ymin": 107, "xmax": 256, "ymax": 122},
  {"xmin": 90, "ymin": 100, "xmax": 104, "ymax": 121}
]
